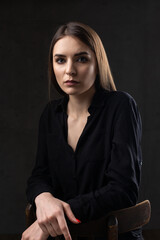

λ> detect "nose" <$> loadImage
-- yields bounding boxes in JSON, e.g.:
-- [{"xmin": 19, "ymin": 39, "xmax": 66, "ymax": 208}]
[{"xmin": 65, "ymin": 60, "xmax": 76, "ymax": 76}]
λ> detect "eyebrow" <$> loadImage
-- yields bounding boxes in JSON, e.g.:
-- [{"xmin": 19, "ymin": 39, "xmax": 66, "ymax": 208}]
[{"xmin": 54, "ymin": 51, "xmax": 89, "ymax": 57}]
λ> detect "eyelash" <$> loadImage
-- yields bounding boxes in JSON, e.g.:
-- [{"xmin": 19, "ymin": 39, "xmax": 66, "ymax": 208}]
[{"xmin": 55, "ymin": 56, "xmax": 88, "ymax": 64}]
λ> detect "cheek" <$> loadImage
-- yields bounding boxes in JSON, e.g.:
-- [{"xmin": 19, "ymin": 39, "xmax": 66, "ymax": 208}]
[
  {"xmin": 53, "ymin": 65, "xmax": 63, "ymax": 80},
  {"xmin": 82, "ymin": 64, "xmax": 97, "ymax": 79}
]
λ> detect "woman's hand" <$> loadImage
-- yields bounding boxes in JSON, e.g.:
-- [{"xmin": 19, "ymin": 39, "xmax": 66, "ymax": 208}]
[
  {"xmin": 35, "ymin": 192, "xmax": 80, "ymax": 240},
  {"xmin": 21, "ymin": 220, "xmax": 49, "ymax": 240}
]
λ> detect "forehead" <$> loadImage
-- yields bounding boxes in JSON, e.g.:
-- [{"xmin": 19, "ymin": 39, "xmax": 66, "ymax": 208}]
[{"xmin": 53, "ymin": 36, "xmax": 92, "ymax": 55}]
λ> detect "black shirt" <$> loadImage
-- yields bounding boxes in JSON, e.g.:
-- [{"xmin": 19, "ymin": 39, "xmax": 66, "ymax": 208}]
[{"xmin": 26, "ymin": 88, "xmax": 143, "ymax": 239}]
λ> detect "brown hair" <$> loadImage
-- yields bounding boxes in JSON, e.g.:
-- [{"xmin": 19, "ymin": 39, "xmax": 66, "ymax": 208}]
[{"xmin": 48, "ymin": 21, "xmax": 116, "ymax": 99}]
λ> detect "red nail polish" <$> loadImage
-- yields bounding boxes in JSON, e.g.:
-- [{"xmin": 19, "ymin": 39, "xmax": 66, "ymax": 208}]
[{"xmin": 76, "ymin": 218, "xmax": 81, "ymax": 223}]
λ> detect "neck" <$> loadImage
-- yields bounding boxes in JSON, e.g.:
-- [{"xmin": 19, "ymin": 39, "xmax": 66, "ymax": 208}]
[{"xmin": 67, "ymin": 86, "xmax": 96, "ymax": 118}]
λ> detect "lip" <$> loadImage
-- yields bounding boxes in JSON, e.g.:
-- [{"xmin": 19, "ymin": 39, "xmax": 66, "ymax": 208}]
[{"xmin": 64, "ymin": 80, "xmax": 79, "ymax": 86}]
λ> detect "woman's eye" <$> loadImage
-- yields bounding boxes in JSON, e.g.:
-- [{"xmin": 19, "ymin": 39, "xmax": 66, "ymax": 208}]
[
  {"xmin": 77, "ymin": 57, "xmax": 88, "ymax": 63},
  {"xmin": 55, "ymin": 58, "xmax": 65, "ymax": 64}
]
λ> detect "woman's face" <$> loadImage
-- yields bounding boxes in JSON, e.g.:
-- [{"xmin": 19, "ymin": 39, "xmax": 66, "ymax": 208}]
[{"xmin": 52, "ymin": 36, "xmax": 98, "ymax": 96}]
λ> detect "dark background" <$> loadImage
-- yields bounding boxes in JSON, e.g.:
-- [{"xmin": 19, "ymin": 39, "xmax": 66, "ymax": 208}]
[{"xmin": 0, "ymin": 0, "xmax": 160, "ymax": 234}]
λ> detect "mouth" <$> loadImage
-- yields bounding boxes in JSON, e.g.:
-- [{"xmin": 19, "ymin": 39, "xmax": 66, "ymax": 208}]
[{"xmin": 64, "ymin": 80, "xmax": 79, "ymax": 86}]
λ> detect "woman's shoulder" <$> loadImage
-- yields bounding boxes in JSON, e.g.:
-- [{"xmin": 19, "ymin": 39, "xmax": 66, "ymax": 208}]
[
  {"xmin": 99, "ymin": 89, "xmax": 140, "ymax": 118},
  {"xmin": 106, "ymin": 90, "xmax": 135, "ymax": 101},
  {"xmin": 104, "ymin": 90, "xmax": 138, "ymax": 107},
  {"xmin": 39, "ymin": 97, "xmax": 64, "ymax": 119},
  {"xmin": 47, "ymin": 98, "xmax": 64, "ymax": 109}
]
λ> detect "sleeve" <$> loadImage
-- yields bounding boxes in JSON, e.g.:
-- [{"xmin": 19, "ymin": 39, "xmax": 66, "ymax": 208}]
[
  {"xmin": 26, "ymin": 104, "xmax": 55, "ymax": 205},
  {"xmin": 67, "ymin": 94, "xmax": 142, "ymax": 223}
]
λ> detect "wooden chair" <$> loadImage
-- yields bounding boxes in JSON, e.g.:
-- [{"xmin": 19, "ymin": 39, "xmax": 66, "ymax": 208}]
[{"xmin": 25, "ymin": 200, "xmax": 151, "ymax": 240}]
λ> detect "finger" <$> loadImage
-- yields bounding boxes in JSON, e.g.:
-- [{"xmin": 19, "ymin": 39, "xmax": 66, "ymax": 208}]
[
  {"xmin": 50, "ymin": 218, "xmax": 62, "ymax": 236},
  {"xmin": 36, "ymin": 210, "xmax": 49, "ymax": 234},
  {"xmin": 38, "ymin": 220, "xmax": 49, "ymax": 234},
  {"xmin": 45, "ymin": 221, "xmax": 57, "ymax": 237},
  {"xmin": 57, "ymin": 214, "xmax": 72, "ymax": 240},
  {"xmin": 63, "ymin": 202, "xmax": 80, "ymax": 224}
]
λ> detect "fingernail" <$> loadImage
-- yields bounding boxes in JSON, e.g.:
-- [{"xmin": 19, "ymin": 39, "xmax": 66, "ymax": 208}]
[{"xmin": 76, "ymin": 218, "xmax": 81, "ymax": 223}]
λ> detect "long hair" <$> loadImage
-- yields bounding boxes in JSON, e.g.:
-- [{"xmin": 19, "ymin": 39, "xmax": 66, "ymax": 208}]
[{"xmin": 48, "ymin": 21, "xmax": 116, "ymax": 99}]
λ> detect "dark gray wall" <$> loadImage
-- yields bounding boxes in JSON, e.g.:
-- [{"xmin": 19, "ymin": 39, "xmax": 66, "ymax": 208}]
[{"xmin": 0, "ymin": 0, "xmax": 160, "ymax": 234}]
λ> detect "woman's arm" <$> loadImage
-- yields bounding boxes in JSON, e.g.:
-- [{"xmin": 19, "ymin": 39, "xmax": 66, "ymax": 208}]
[
  {"xmin": 67, "ymin": 94, "xmax": 142, "ymax": 222},
  {"xmin": 26, "ymin": 105, "xmax": 55, "ymax": 205},
  {"xmin": 26, "ymin": 104, "xmax": 80, "ymax": 240}
]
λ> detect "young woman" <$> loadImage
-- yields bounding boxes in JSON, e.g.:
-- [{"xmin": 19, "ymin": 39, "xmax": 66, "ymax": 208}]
[{"xmin": 22, "ymin": 22, "xmax": 143, "ymax": 240}]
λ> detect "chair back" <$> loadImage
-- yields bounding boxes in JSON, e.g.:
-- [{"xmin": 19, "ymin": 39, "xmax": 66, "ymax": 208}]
[{"xmin": 66, "ymin": 200, "xmax": 151, "ymax": 240}]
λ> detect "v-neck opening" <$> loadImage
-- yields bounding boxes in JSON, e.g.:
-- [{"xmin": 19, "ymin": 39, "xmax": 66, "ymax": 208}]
[
  {"xmin": 65, "ymin": 113, "xmax": 91, "ymax": 154},
  {"xmin": 60, "ymin": 88, "xmax": 106, "ymax": 154}
]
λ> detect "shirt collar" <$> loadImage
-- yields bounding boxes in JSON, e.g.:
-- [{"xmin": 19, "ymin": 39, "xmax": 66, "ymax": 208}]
[{"xmin": 55, "ymin": 87, "xmax": 108, "ymax": 114}]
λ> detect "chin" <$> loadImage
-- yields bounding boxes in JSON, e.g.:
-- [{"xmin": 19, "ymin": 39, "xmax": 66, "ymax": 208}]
[
  {"xmin": 63, "ymin": 88, "xmax": 81, "ymax": 96},
  {"xmin": 62, "ymin": 85, "xmax": 95, "ymax": 96}
]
